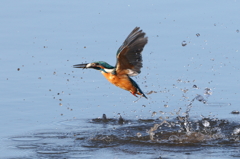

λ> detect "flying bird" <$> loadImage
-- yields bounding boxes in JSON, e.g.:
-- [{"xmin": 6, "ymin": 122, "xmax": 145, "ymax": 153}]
[{"xmin": 73, "ymin": 27, "xmax": 148, "ymax": 98}]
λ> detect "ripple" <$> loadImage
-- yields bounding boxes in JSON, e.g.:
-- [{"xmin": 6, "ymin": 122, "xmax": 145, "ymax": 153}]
[
  {"xmin": 17, "ymin": 145, "xmax": 38, "ymax": 149},
  {"xmin": 37, "ymin": 150, "xmax": 68, "ymax": 154},
  {"xmin": 11, "ymin": 137, "xmax": 42, "ymax": 142}
]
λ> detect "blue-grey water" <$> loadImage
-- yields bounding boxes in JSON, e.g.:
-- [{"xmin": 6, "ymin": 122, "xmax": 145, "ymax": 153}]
[{"xmin": 1, "ymin": 1, "xmax": 240, "ymax": 158}]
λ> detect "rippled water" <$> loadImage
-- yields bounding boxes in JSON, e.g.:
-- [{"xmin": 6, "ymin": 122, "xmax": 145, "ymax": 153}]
[
  {"xmin": 7, "ymin": 110, "xmax": 240, "ymax": 159},
  {"xmin": 5, "ymin": 95, "xmax": 240, "ymax": 158},
  {"xmin": 1, "ymin": 0, "xmax": 240, "ymax": 159}
]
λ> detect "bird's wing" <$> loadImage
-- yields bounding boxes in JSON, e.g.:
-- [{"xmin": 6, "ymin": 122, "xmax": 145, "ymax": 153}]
[{"xmin": 115, "ymin": 27, "xmax": 148, "ymax": 76}]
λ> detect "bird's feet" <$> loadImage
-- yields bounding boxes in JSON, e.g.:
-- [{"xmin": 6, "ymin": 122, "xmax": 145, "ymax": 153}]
[{"xmin": 130, "ymin": 91, "xmax": 138, "ymax": 97}]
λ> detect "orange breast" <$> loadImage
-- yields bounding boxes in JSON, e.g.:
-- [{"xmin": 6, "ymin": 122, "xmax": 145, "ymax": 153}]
[{"xmin": 101, "ymin": 72, "xmax": 137, "ymax": 93}]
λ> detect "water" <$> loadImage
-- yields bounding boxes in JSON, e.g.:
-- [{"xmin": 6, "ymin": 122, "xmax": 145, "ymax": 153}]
[{"xmin": 1, "ymin": 0, "xmax": 240, "ymax": 158}]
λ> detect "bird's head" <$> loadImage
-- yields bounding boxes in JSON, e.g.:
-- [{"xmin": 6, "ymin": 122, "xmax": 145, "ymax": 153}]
[{"xmin": 73, "ymin": 61, "xmax": 115, "ymax": 73}]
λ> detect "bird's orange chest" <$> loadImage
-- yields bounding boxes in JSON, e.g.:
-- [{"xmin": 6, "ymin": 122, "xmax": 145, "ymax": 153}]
[{"xmin": 101, "ymin": 72, "xmax": 136, "ymax": 92}]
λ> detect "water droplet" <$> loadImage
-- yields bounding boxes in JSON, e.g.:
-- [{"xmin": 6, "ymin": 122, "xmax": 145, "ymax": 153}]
[
  {"xmin": 236, "ymin": 29, "xmax": 239, "ymax": 33},
  {"xmin": 204, "ymin": 88, "xmax": 212, "ymax": 95},
  {"xmin": 193, "ymin": 85, "xmax": 198, "ymax": 88},
  {"xmin": 231, "ymin": 110, "xmax": 239, "ymax": 114},
  {"xmin": 182, "ymin": 41, "xmax": 187, "ymax": 47},
  {"xmin": 169, "ymin": 135, "xmax": 179, "ymax": 141},
  {"xmin": 136, "ymin": 132, "xmax": 142, "ymax": 138},
  {"xmin": 159, "ymin": 111, "xmax": 164, "ymax": 114},
  {"xmin": 102, "ymin": 114, "xmax": 107, "ymax": 121},
  {"xmin": 202, "ymin": 120, "xmax": 210, "ymax": 127},
  {"xmin": 195, "ymin": 95, "xmax": 206, "ymax": 104},
  {"xmin": 181, "ymin": 89, "xmax": 188, "ymax": 93},
  {"xmin": 149, "ymin": 132, "xmax": 155, "ymax": 140},
  {"xmin": 151, "ymin": 111, "xmax": 157, "ymax": 117},
  {"xmin": 164, "ymin": 104, "xmax": 169, "ymax": 108},
  {"xmin": 233, "ymin": 128, "xmax": 240, "ymax": 135},
  {"xmin": 196, "ymin": 33, "xmax": 200, "ymax": 37}
]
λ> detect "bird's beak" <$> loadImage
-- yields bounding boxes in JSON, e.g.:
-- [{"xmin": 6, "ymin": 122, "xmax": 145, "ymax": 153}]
[{"xmin": 73, "ymin": 63, "xmax": 94, "ymax": 69}]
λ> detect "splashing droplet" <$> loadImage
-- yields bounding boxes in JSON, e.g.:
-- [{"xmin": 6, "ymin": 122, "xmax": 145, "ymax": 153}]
[
  {"xmin": 233, "ymin": 128, "xmax": 240, "ymax": 135},
  {"xmin": 151, "ymin": 111, "xmax": 157, "ymax": 117},
  {"xmin": 193, "ymin": 85, "xmax": 198, "ymax": 88},
  {"xmin": 164, "ymin": 104, "xmax": 169, "ymax": 108},
  {"xmin": 231, "ymin": 110, "xmax": 239, "ymax": 114},
  {"xmin": 202, "ymin": 120, "xmax": 210, "ymax": 127},
  {"xmin": 195, "ymin": 95, "xmax": 206, "ymax": 104},
  {"xmin": 204, "ymin": 88, "xmax": 212, "ymax": 96},
  {"xmin": 182, "ymin": 41, "xmax": 187, "ymax": 47},
  {"xmin": 136, "ymin": 132, "xmax": 142, "ymax": 138},
  {"xmin": 169, "ymin": 135, "xmax": 179, "ymax": 141}
]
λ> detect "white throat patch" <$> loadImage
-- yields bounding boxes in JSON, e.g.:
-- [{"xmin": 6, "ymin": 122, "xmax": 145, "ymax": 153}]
[{"xmin": 101, "ymin": 68, "xmax": 114, "ymax": 73}]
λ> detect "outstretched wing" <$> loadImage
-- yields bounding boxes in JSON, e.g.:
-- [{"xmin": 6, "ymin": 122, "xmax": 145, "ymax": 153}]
[{"xmin": 115, "ymin": 27, "xmax": 148, "ymax": 76}]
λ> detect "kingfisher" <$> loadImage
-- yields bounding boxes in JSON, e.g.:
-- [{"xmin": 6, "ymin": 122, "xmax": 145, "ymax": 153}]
[{"xmin": 73, "ymin": 27, "xmax": 148, "ymax": 98}]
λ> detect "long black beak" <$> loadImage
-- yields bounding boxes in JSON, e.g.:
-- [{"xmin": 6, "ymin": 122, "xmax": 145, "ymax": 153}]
[{"xmin": 73, "ymin": 63, "xmax": 88, "ymax": 68}]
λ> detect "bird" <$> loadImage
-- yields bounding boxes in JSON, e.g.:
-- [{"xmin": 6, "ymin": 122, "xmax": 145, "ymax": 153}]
[{"xmin": 73, "ymin": 27, "xmax": 148, "ymax": 99}]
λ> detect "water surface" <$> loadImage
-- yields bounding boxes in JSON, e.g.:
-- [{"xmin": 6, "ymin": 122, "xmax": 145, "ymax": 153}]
[{"xmin": 0, "ymin": 1, "xmax": 240, "ymax": 158}]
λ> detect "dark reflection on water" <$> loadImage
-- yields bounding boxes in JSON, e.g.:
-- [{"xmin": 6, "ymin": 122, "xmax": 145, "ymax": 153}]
[{"xmin": 8, "ymin": 114, "xmax": 240, "ymax": 159}]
